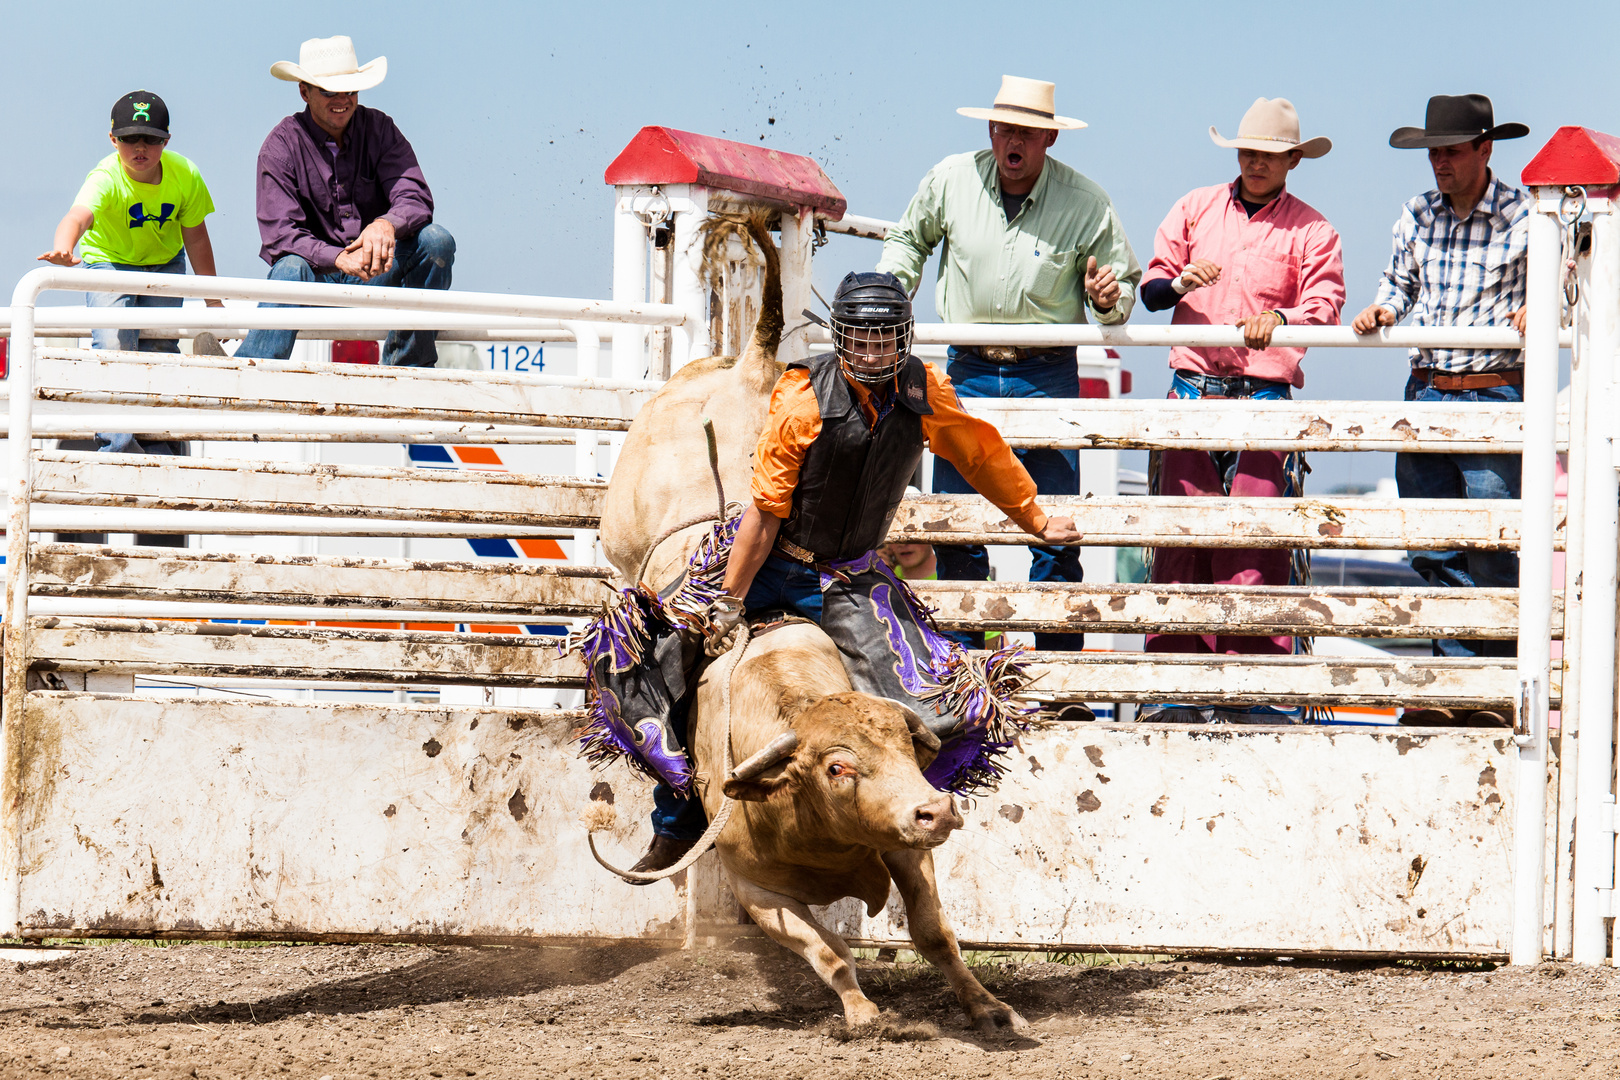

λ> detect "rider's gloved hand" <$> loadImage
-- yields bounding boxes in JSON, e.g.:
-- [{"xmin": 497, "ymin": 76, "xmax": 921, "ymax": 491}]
[{"xmin": 704, "ymin": 596, "xmax": 745, "ymax": 657}]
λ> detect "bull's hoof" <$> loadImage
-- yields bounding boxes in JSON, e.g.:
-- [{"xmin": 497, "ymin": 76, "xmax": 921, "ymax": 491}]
[
  {"xmin": 842, "ymin": 998, "xmax": 882, "ymax": 1029},
  {"xmin": 969, "ymin": 1000, "xmax": 1029, "ymax": 1033},
  {"xmin": 627, "ymin": 834, "xmax": 698, "ymax": 884}
]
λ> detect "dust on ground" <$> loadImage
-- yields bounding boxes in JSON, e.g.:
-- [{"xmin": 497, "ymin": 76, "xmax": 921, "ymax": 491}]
[{"xmin": 2, "ymin": 941, "xmax": 1618, "ymax": 1079}]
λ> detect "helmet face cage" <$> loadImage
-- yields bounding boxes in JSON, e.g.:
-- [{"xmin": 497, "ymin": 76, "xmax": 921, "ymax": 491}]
[{"xmin": 832, "ymin": 312, "xmax": 913, "ymax": 385}]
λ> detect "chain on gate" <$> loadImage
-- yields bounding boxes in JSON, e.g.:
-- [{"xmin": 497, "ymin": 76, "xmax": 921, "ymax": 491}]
[{"xmin": 1560, "ymin": 185, "xmax": 1587, "ymax": 327}]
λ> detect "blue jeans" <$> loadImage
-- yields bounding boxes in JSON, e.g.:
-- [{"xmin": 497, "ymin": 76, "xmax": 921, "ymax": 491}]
[
  {"xmin": 85, "ymin": 251, "xmax": 186, "ymax": 353},
  {"xmin": 1395, "ymin": 372, "xmax": 1522, "ymax": 659},
  {"xmin": 235, "ymin": 224, "xmax": 456, "ymax": 367},
  {"xmin": 932, "ymin": 348, "xmax": 1084, "ymax": 651}
]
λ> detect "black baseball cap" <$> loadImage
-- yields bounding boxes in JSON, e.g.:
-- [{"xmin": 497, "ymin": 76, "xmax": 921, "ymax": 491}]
[{"xmin": 110, "ymin": 91, "xmax": 170, "ymax": 139}]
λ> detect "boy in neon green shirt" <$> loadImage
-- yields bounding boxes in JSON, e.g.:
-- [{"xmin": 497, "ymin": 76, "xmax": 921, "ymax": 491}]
[
  {"xmin": 38, "ymin": 91, "xmax": 221, "ymax": 549},
  {"xmin": 38, "ymin": 90, "xmax": 222, "ymax": 353}
]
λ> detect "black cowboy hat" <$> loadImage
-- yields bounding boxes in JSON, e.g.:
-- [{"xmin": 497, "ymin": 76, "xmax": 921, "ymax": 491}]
[{"xmin": 1389, "ymin": 94, "xmax": 1528, "ymax": 149}]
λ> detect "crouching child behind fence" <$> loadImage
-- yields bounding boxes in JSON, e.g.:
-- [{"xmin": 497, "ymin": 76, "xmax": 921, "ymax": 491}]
[{"xmin": 37, "ymin": 90, "xmax": 222, "ymax": 547}]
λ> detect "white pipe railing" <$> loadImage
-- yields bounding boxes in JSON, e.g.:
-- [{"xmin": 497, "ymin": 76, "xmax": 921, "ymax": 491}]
[
  {"xmin": 15, "ymin": 508, "xmax": 575, "ymax": 537},
  {"xmin": 810, "ymin": 324, "xmax": 1572, "ymax": 349},
  {"xmin": 817, "ymin": 212, "xmax": 892, "ymax": 240},
  {"xmin": 8, "ymin": 268, "xmax": 689, "ymax": 326},
  {"xmin": 4, "ymin": 309, "xmax": 591, "ymax": 333}
]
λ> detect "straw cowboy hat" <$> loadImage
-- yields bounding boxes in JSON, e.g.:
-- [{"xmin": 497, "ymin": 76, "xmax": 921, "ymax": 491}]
[
  {"xmin": 1389, "ymin": 94, "xmax": 1528, "ymax": 149},
  {"xmin": 270, "ymin": 35, "xmax": 387, "ymax": 92},
  {"xmin": 1210, "ymin": 98, "xmax": 1331, "ymax": 158},
  {"xmin": 957, "ymin": 75, "xmax": 1086, "ymax": 131}
]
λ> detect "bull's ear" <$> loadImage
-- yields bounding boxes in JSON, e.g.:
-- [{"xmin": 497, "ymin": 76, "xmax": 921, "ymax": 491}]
[
  {"xmin": 880, "ymin": 698, "xmax": 942, "ymax": 769},
  {"xmin": 721, "ymin": 773, "xmax": 792, "ymax": 802}
]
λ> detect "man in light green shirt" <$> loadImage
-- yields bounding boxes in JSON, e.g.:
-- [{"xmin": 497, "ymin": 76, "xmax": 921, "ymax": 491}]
[
  {"xmin": 878, "ymin": 77, "xmax": 1139, "ymax": 328},
  {"xmin": 877, "ymin": 76, "xmax": 1139, "ymax": 674}
]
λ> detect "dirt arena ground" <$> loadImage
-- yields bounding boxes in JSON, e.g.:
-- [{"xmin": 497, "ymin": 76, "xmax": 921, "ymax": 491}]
[{"xmin": 2, "ymin": 940, "xmax": 1618, "ymax": 1079}]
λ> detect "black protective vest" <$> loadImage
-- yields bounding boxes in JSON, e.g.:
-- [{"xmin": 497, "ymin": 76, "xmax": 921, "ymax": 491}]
[{"xmin": 779, "ymin": 353, "xmax": 933, "ymax": 562}]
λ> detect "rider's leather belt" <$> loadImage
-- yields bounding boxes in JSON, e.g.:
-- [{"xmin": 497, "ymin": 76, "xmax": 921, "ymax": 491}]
[{"xmin": 773, "ymin": 536, "xmax": 825, "ymax": 565}]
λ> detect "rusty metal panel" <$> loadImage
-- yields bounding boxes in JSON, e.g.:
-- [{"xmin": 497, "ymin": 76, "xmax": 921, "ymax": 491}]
[
  {"xmin": 910, "ymin": 580, "xmax": 1548, "ymax": 640},
  {"xmin": 28, "ymin": 618, "xmax": 1556, "ymax": 706},
  {"xmin": 1022, "ymin": 653, "xmax": 1551, "ymax": 709},
  {"xmin": 888, "ymin": 494, "xmax": 1557, "ymax": 551},
  {"xmin": 29, "ymin": 619, "xmax": 584, "ymax": 686},
  {"xmin": 30, "ymin": 544, "xmax": 617, "ymax": 616},
  {"xmin": 812, "ymin": 725, "xmax": 1515, "ymax": 957},
  {"xmin": 15, "ymin": 693, "xmax": 684, "ymax": 941},
  {"xmin": 967, "ymin": 399, "xmax": 1564, "ymax": 453},
  {"xmin": 30, "ymin": 451, "xmax": 605, "ymax": 527},
  {"xmin": 34, "ymin": 352, "xmax": 655, "ymax": 429}
]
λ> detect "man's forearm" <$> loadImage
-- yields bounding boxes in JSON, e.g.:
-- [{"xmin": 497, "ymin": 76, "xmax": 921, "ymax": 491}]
[{"xmin": 722, "ymin": 503, "xmax": 783, "ymax": 599}]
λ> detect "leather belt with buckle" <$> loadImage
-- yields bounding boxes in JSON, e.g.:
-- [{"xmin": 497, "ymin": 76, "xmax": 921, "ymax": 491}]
[
  {"xmin": 956, "ymin": 344, "xmax": 1067, "ymax": 363},
  {"xmin": 773, "ymin": 537, "xmax": 823, "ymax": 565},
  {"xmin": 1417, "ymin": 368, "xmax": 1524, "ymax": 391}
]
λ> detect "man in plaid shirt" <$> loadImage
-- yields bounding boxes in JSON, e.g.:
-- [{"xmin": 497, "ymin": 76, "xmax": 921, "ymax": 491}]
[{"xmin": 1351, "ymin": 94, "xmax": 1529, "ymax": 725}]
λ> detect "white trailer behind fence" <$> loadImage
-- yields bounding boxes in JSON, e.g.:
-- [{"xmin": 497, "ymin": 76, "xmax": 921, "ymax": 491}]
[{"xmin": 0, "ymin": 125, "xmax": 1615, "ymax": 965}]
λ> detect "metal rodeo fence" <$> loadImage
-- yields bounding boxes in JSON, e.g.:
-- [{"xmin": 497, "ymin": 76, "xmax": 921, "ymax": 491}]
[{"xmin": 0, "ymin": 125, "xmax": 1614, "ymax": 965}]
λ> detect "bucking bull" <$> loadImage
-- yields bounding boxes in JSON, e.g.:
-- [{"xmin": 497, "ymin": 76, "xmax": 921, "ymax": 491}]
[{"xmin": 586, "ymin": 214, "xmax": 1028, "ymax": 1032}]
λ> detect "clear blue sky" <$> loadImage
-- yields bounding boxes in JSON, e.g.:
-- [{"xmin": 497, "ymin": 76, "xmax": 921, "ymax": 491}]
[{"xmin": 7, "ymin": 0, "xmax": 1616, "ymax": 490}]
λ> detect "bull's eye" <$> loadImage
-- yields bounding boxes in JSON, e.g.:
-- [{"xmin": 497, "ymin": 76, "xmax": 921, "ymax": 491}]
[{"xmin": 827, "ymin": 762, "xmax": 851, "ymax": 779}]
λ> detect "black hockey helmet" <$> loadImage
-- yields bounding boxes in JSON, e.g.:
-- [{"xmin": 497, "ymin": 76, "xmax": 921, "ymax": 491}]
[{"xmin": 830, "ymin": 271, "xmax": 913, "ymax": 384}]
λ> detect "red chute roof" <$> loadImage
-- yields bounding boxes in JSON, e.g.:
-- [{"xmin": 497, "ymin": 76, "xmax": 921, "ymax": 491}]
[
  {"xmin": 1522, "ymin": 126, "xmax": 1620, "ymax": 188},
  {"xmin": 604, "ymin": 126, "xmax": 846, "ymax": 218}
]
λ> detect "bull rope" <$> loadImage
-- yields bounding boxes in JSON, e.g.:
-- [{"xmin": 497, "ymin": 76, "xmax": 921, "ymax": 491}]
[{"xmin": 587, "ymin": 622, "xmax": 752, "ymax": 884}]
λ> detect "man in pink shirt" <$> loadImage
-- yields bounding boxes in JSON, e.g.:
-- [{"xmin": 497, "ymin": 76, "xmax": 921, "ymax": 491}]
[{"xmin": 1137, "ymin": 98, "xmax": 1345, "ymax": 724}]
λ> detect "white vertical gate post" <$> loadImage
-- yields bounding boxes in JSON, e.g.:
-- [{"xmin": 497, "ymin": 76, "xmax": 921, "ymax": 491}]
[
  {"xmin": 1573, "ymin": 206, "xmax": 1620, "ymax": 964},
  {"xmin": 669, "ymin": 187, "xmax": 710, "ymax": 370},
  {"xmin": 611, "ymin": 193, "xmax": 650, "ymax": 381},
  {"xmin": 1, "ymin": 274, "xmax": 40, "ymax": 936},
  {"xmin": 778, "ymin": 206, "xmax": 814, "ymax": 366},
  {"xmin": 1554, "ymin": 238, "xmax": 1592, "ymax": 959},
  {"xmin": 1511, "ymin": 204, "xmax": 1563, "ymax": 965}
]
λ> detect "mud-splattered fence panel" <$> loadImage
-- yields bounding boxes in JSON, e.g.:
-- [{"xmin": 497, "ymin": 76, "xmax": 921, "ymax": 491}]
[
  {"xmin": 31, "ymin": 452, "xmax": 606, "ymax": 528},
  {"xmin": 890, "ymin": 495, "xmax": 1553, "ymax": 550},
  {"xmin": 909, "ymin": 581, "xmax": 1546, "ymax": 639},
  {"xmin": 973, "ymin": 398, "xmax": 1561, "ymax": 453},
  {"xmin": 17, "ymin": 693, "xmax": 1514, "ymax": 959},
  {"xmin": 34, "ymin": 350, "xmax": 657, "ymax": 429},
  {"xmin": 30, "ymin": 620, "xmax": 581, "ymax": 686},
  {"xmin": 808, "ymin": 725, "xmax": 1516, "ymax": 958},
  {"xmin": 15, "ymin": 693, "xmax": 682, "ymax": 943},
  {"xmin": 29, "ymin": 545, "xmax": 617, "ymax": 617}
]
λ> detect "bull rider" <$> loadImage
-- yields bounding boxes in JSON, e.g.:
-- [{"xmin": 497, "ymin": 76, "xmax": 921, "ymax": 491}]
[{"xmin": 582, "ymin": 271, "xmax": 1083, "ymax": 877}]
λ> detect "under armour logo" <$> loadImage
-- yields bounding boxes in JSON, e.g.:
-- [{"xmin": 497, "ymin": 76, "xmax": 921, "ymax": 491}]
[
  {"xmin": 131, "ymin": 102, "xmax": 151, "ymax": 121},
  {"xmin": 128, "ymin": 202, "xmax": 176, "ymax": 229}
]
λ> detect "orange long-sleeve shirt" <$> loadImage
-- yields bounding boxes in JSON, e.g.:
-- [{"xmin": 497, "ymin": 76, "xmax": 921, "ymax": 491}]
[{"xmin": 749, "ymin": 362, "xmax": 1047, "ymax": 536}]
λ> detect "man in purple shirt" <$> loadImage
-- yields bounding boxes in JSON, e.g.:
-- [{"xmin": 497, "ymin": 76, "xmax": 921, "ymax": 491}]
[{"xmin": 236, "ymin": 36, "xmax": 454, "ymax": 367}]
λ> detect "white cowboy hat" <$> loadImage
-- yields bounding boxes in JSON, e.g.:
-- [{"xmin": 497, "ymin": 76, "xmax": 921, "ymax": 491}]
[
  {"xmin": 957, "ymin": 75, "xmax": 1086, "ymax": 131},
  {"xmin": 1210, "ymin": 97, "xmax": 1331, "ymax": 158},
  {"xmin": 270, "ymin": 35, "xmax": 387, "ymax": 93}
]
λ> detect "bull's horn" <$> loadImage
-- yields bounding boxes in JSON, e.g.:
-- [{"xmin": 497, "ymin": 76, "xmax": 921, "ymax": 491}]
[
  {"xmin": 729, "ymin": 731, "xmax": 799, "ymax": 781},
  {"xmin": 882, "ymin": 698, "xmax": 943, "ymax": 752}
]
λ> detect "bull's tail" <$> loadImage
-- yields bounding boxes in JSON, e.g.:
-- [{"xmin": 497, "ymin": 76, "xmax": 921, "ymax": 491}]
[
  {"xmin": 697, "ymin": 210, "xmax": 783, "ymax": 390},
  {"xmin": 739, "ymin": 211, "xmax": 783, "ymax": 387}
]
